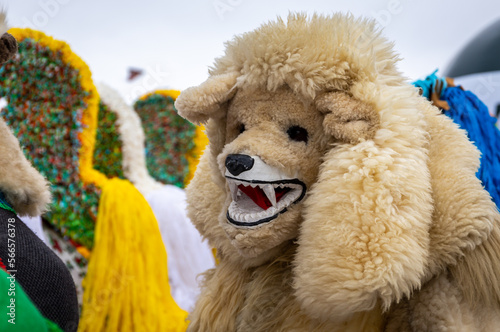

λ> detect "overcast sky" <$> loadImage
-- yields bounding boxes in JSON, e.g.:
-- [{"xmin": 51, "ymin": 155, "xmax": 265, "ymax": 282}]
[{"xmin": 2, "ymin": 0, "xmax": 499, "ymax": 103}]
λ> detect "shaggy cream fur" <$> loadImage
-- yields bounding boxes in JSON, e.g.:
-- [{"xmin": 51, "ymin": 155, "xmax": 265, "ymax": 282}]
[
  {"xmin": 175, "ymin": 72, "xmax": 238, "ymax": 125},
  {"xmin": 315, "ymin": 91, "xmax": 379, "ymax": 144},
  {"xmin": 0, "ymin": 118, "xmax": 51, "ymax": 216},
  {"xmin": 0, "ymin": 17, "xmax": 51, "ymax": 217},
  {"xmin": 176, "ymin": 13, "xmax": 500, "ymax": 331}
]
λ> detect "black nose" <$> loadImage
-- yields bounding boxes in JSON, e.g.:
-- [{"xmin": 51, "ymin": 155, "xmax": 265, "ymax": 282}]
[{"xmin": 225, "ymin": 154, "xmax": 254, "ymax": 176}]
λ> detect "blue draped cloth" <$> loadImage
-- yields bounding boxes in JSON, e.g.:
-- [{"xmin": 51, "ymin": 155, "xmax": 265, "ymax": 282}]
[{"xmin": 441, "ymin": 86, "xmax": 500, "ymax": 208}]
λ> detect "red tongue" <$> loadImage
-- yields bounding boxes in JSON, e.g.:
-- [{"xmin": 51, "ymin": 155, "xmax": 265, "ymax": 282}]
[{"xmin": 238, "ymin": 185, "xmax": 291, "ymax": 210}]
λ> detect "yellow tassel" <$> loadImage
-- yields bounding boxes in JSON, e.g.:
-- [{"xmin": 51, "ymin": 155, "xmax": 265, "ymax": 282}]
[{"xmin": 78, "ymin": 178, "xmax": 188, "ymax": 332}]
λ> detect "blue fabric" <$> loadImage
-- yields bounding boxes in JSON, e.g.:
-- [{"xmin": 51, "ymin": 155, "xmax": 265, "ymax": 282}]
[
  {"xmin": 413, "ymin": 69, "xmax": 447, "ymax": 99},
  {"xmin": 441, "ymin": 86, "xmax": 500, "ymax": 208}
]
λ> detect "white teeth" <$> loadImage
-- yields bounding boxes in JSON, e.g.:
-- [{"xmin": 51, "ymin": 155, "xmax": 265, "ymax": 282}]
[
  {"xmin": 229, "ymin": 182, "xmax": 239, "ymax": 201},
  {"xmin": 262, "ymin": 184, "xmax": 276, "ymax": 207},
  {"xmin": 226, "ymin": 176, "xmax": 306, "ymax": 228}
]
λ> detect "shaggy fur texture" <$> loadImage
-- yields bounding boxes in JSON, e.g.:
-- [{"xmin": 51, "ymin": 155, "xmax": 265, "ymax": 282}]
[
  {"xmin": 315, "ymin": 91, "xmax": 379, "ymax": 144},
  {"xmin": 0, "ymin": 119, "xmax": 51, "ymax": 216},
  {"xmin": 0, "ymin": 17, "xmax": 51, "ymax": 216},
  {"xmin": 176, "ymin": 13, "xmax": 500, "ymax": 331}
]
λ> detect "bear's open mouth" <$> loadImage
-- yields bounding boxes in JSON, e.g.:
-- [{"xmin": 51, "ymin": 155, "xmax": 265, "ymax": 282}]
[{"xmin": 225, "ymin": 176, "xmax": 306, "ymax": 227}]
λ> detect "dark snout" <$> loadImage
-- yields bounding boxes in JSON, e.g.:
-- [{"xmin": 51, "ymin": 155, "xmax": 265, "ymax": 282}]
[{"xmin": 225, "ymin": 154, "xmax": 255, "ymax": 176}]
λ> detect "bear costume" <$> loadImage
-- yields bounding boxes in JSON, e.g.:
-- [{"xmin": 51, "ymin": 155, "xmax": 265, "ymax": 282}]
[{"xmin": 175, "ymin": 13, "xmax": 500, "ymax": 331}]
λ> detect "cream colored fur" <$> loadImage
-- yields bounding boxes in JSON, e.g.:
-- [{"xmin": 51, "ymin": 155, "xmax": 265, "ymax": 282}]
[
  {"xmin": 175, "ymin": 72, "xmax": 238, "ymax": 125},
  {"xmin": 315, "ymin": 91, "xmax": 379, "ymax": 144},
  {"xmin": 176, "ymin": 13, "xmax": 500, "ymax": 331},
  {"xmin": 0, "ymin": 117, "xmax": 51, "ymax": 216}
]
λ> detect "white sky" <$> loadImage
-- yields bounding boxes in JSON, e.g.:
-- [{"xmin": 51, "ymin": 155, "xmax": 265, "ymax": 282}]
[{"xmin": 1, "ymin": 0, "xmax": 499, "ymax": 103}]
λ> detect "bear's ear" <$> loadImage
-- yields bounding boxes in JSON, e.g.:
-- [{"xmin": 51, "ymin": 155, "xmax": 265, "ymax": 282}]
[
  {"xmin": 175, "ymin": 72, "xmax": 238, "ymax": 125},
  {"xmin": 315, "ymin": 91, "xmax": 379, "ymax": 144}
]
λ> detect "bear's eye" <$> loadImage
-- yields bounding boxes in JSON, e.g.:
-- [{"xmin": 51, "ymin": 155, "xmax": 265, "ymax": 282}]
[
  {"xmin": 238, "ymin": 123, "xmax": 246, "ymax": 134},
  {"xmin": 287, "ymin": 126, "xmax": 308, "ymax": 143}
]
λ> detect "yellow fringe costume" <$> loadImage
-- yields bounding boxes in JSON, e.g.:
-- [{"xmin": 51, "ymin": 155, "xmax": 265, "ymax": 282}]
[
  {"xmin": 9, "ymin": 28, "xmax": 188, "ymax": 331},
  {"xmin": 78, "ymin": 179, "xmax": 188, "ymax": 331}
]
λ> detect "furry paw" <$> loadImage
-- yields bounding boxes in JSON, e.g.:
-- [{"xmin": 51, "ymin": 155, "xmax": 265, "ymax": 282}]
[{"xmin": 315, "ymin": 91, "xmax": 379, "ymax": 144}]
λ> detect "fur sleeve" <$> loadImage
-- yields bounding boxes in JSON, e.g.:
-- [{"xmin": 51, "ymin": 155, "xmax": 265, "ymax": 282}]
[
  {"xmin": 293, "ymin": 84, "xmax": 433, "ymax": 321},
  {"xmin": 0, "ymin": 118, "xmax": 51, "ymax": 216}
]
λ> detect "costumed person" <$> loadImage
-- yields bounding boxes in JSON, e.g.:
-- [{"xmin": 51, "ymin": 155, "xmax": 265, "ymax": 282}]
[
  {"xmin": 0, "ymin": 16, "xmax": 79, "ymax": 331},
  {"xmin": 98, "ymin": 83, "xmax": 214, "ymax": 312},
  {"xmin": 0, "ymin": 27, "xmax": 188, "ymax": 331},
  {"xmin": 414, "ymin": 71, "xmax": 500, "ymax": 208},
  {"xmin": 0, "ymin": 25, "xmax": 101, "ymax": 321},
  {"xmin": 175, "ymin": 13, "xmax": 500, "ymax": 331}
]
